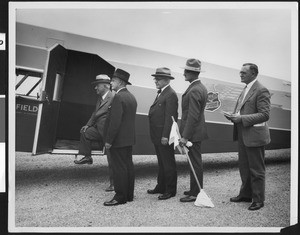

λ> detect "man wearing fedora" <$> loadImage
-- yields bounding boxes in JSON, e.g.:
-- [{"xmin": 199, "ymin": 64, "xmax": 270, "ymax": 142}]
[
  {"xmin": 74, "ymin": 74, "xmax": 115, "ymax": 192},
  {"xmin": 147, "ymin": 67, "xmax": 178, "ymax": 200},
  {"xmin": 104, "ymin": 68, "xmax": 137, "ymax": 206},
  {"xmin": 179, "ymin": 58, "xmax": 208, "ymax": 203}
]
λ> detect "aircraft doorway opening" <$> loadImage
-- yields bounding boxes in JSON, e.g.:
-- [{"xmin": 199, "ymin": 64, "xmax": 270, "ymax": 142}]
[
  {"xmin": 16, "ymin": 44, "xmax": 115, "ymax": 155},
  {"xmin": 20, "ymin": 45, "xmax": 115, "ymax": 155},
  {"xmin": 42, "ymin": 47, "xmax": 115, "ymax": 156}
]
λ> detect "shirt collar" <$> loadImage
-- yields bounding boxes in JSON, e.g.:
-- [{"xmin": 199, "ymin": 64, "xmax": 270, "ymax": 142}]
[
  {"xmin": 191, "ymin": 78, "xmax": 200, "ymax": 84},
  {"xmin": 102, "ymin": 91, "xmax": 109, "ymax": 100},
  {"xmin": 246, "ymin": 78, "xmax": 257, "ymax": 90},
  {"xmin": 116, "ymin": 87, "xmax": 126, "ymax": 93},
  {"xmin": 160, "ymin": 84, "xmax": 170, "ymax": 93}
]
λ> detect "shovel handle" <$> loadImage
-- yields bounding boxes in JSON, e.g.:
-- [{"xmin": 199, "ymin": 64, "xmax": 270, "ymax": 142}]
[
  {"xmin": 183, "ymin": 146, "xmax": 202, "ymax": 191},
  {"xmin": 172, "ymin": 115, "xmax": 202, "ymax": 191}
]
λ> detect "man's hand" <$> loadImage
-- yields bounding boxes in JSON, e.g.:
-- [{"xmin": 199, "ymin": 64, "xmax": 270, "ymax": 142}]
[
  {"xmin": 223, "ymin": 112, "xmax": 242, "ymax": 123},
  {"xmin": 161, "ymin": 137, "xmax": 168, "ymax": 145},
  {"xmin": 179, "ymin": 137, "xmax": 188, "ymax": 147},
  {"xmin": 105, "ymin": 142, "xmax": 112, "ymax": 150},
  {"xmin": 230, "ymin": 113, "xmax": 242, "ymax": 123},
  {"xmin": 80, "ymin": 125, "xmax": 89, "ymax": 133},
  {"xmin": 223, "ymin": 111, "xmax": 232, "ymax": 121}
]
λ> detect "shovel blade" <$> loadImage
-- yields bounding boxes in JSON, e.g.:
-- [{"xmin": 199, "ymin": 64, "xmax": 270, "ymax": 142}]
[{"xmin": 194, "ymin": 189, "xmax": 214, "ymax": 208}]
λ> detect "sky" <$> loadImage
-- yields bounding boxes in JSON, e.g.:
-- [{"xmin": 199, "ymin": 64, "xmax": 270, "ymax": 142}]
[{"xmin": 14, "ymin": 2, "xmax": 297, "ymax": 81}]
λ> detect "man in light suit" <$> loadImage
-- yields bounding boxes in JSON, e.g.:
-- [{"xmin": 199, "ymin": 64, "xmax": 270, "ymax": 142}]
[
  {"xmin": 104, "ymin": 68, "xmax": 137, "ymax": 206},
  {"xmin": 179, "ymin": 58, "xmax": 208, "ymax": 203},
  {"xmin": 224, "ymin": 63, "xmax": 271, "ymax": 210},
  {"xmin": 147, "ymin": 67, "xmax": 178, "ymax": 200},
  {"xmin": 74, "ymin": 74, "xmax": 115, "ymax": 192}
]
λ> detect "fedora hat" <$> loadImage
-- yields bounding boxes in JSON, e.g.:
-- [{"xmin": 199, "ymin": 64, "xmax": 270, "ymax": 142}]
[
  {"xmin": 182, "ymin": 58, "xmax": 203, "ymax": 72},
  {"xmin": 91, "ymin": 74, "xmax": 111, "ymax": 85},
  {"xmin": 112, "ymin": 68, "xmax": 131, "ymax": 85},
  {"xmin": 151, "ymin": 67, "xmax": 174, "ymax": 80}
]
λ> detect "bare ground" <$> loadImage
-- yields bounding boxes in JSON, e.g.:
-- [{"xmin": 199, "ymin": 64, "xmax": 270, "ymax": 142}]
[{"xmin": 12, "ymin": 149, "xmax": 291, "ymax": 232}]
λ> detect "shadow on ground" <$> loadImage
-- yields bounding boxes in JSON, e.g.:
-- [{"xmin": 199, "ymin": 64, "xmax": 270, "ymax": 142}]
[{"xmin": 15, "ymin": 149, "xmax": 290, "ymax": 187}]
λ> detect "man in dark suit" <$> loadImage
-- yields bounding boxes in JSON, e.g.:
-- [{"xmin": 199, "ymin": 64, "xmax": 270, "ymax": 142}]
[
  {"xmin": 74, "ymin": 74, "xmax": 115, "ymax": 191},
  {"xmin": 147, "ymin": 67, "xmax": 178, "ymax": 200},
  {"xmin": 103, "ymin": 68, "xmax": 137, "ymax": 206},
  {"xmin": 224, "ymin": 63, "xmax": 271, "ymax": 210},
  {"xmin": 179, "ymin": 58, "xmax": 208, "ymax": 203}
]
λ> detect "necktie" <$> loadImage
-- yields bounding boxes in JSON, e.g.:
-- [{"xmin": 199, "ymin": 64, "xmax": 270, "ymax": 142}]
[
  {"xmin": 235, "ymin": 85, "xmax": 247, "ymax": 113},
  {"xmin": 154, "ymin": 89, "xmax": 161, "ymax": 101},
  {"xmin": 97, "ymin": 97, "xmax": 103, "ymax": 110}
]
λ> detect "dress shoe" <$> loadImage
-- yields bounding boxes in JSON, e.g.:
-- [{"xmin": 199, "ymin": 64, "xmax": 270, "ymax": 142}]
[
  {"xmin": 230, "ymin": 195, "xmax": 252, "ymax": 203},
  {"xmin": 180, "ymin": 195, "xmax": 197, "ymax": 202},
  {"xmin": 74, "ymin": 156, "xmax": 93, "ymax": 165},
  {"xmin": 183, "ymin": 190, "xmax": 191, "ymax": 196},
  {"xmin": 158, "ymin": 193, "xmax": 175, "ymax": 200},
  {"xmin": 248, "ymin": 202, "xmax": 264, "ymax": 210},
  {"xmin": 103, "ymin": 199, "xmax": 126, "ymax": 206},
  {"xmin": 147, "ymin": 189, "xmax": 164, "ymax": 194},
  {"xmin": 105, "ymin": 185, "xmax": 114, "ymax": 192}
]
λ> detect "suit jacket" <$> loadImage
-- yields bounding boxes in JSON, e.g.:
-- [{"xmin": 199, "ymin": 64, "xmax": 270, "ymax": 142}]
[
  {"xmin": 180, "ymin": 80, "xmax": 208, "ymax": 142},
  {"xmin": 233, "ymin": 80, "xmax": 271, "ymax": 147},
  {"xmin": 86, "ymin": 90, "xmax": 115, "ymax": 138},
  {"xmin": 104, "ymin": 88, "xmax": 137, "ymax": 148},
  {"xmin": 148, "ymin": 85, "xmax": 178, "ymax": 145}
]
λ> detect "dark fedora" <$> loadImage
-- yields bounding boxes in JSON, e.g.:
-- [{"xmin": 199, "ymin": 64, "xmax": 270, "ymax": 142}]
[
  {"xmin": 112, "ymin": 68, "xmax": 131, "ymax": 85},
  {"xmin": 91, "ymin": 74, "xmax": 111, "ymax": 85},
  {"xmin": 181, "ymin": 58, "xmax": 203, "ymax": 72},
  {"xmin": 151, "ymin": 67, "xmax": 174, "ymax": 80}
]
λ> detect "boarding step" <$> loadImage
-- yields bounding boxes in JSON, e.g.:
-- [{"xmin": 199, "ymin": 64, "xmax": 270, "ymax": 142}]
[{"xmin": 51, "ymin": 149, "xmax": 105, "ymax": 155}]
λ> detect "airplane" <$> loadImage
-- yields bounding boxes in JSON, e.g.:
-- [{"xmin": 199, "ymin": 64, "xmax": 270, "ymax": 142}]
[{"xmin": 15, "ymin": 22, "xmax": 291, "ymax": 155}]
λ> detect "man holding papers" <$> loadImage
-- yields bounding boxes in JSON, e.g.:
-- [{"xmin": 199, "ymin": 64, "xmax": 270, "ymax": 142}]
[{"xmin": 224, "ymin": 63, "xmax": 271, "ymax": 211}]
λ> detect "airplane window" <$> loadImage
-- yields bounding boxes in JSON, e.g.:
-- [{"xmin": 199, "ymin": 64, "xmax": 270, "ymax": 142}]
[{"xmin": 16, "ymin": 70, "xmax": 42, "ymax": 98}]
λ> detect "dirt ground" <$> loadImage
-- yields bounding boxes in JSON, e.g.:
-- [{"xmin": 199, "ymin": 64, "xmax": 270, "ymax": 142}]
[{"xmin": 11, "ymin": 149, "xmax": 292, "ymax": 232}]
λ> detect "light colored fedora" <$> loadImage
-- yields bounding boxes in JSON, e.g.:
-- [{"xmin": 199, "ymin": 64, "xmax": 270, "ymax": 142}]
[
  {"xmin": 151, "ymin": 67, "xmax": 174, "ymax": 79},
  {"xmin": 91, "ymin": 74, "xmax": 111, "ymax": 85}
]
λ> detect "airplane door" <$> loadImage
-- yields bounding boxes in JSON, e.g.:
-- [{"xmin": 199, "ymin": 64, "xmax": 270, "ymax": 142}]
[{"xmin": 32, "ymin": 44, "xmax": 68, "ymax": 154}]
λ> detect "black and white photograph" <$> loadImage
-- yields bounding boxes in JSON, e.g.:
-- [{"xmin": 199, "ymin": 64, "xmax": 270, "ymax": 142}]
[{"xmin": 5, "ymin": 1, "xmax": 298, "ymax": 233}]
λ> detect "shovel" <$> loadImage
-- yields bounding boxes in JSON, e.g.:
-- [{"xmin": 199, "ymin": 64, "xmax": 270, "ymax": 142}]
[{"xmin": 181, "ymin": 145, "xmax": 214, "ymax": 208}]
